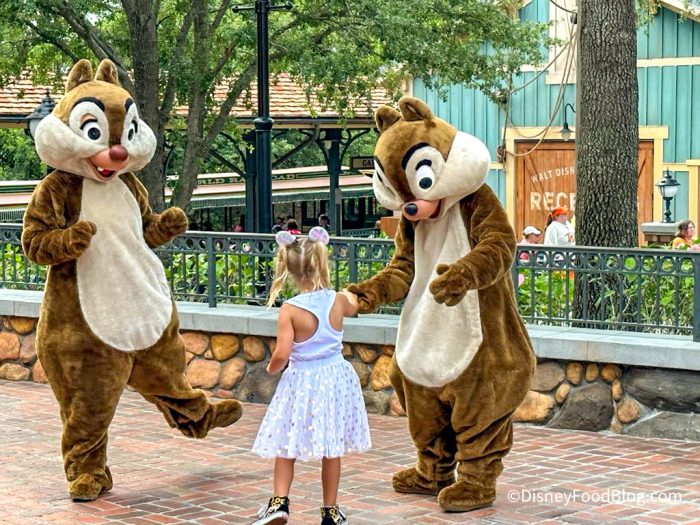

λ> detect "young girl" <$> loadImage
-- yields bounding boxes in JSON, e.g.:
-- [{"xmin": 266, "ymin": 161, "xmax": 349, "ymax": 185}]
[{"xmin": 251, "ymin": 227, "xmax": 371, "ymax": 525}]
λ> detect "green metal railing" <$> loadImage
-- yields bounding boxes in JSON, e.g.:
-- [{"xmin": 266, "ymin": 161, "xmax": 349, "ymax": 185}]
[{"xmin": 2, "ymin": 223, "xmax": 699, "ymax": 340}]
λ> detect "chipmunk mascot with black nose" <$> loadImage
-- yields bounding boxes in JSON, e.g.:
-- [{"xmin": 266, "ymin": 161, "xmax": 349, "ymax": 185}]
[
  {"xmin": 347, "ymin": 97, "xmax": 534, "ymax": 512},
  {"xmin": 22, "ymin": 59, "xmax": 242, "ymax": 501}
]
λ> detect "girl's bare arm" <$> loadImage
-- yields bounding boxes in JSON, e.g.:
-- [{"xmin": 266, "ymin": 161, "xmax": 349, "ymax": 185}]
[{"xmin": 267, "ymin": 305, "xmax": 294, "ymax": 374}]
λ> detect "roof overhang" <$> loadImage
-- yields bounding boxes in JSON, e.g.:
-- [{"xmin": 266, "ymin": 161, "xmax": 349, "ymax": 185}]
[{"xmin": 660, "ymin": 0, "xmax": 700, "ymax": 22}]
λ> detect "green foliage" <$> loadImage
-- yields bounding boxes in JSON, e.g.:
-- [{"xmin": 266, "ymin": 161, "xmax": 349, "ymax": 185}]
[
  {"xmin": 1, "ymin": 235, "xmax": 696, "ymax": 331},
  {"xmin": 515, "ymin": 259, "xmax": 695, "ymax": 333},
  {"xmin": 0, "ymin": 129, "xmax": 43, "ymax": 180},
  {"xmin": 0, "ymin": 0, "xmax": 549, "ymax": 208},
  {"xmin": 0, "ymin": 244, "xmax": 46, "ymax": 289}
]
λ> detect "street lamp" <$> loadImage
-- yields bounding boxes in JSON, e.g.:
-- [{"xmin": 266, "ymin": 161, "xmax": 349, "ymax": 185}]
[
  {"xmin": 656, "ymin": 169, "xmax": 681, "ymax": 223},
  {"xmin": 232, "ymin": 0, "xmax": 293, "ymax": 233},
  {"xmin": 560, "ymin": 102, "xmax": 575, "ymax": 141},
  {"xmin": 25, "ymin": 90, "xmax": 56, "ymax": 140}
]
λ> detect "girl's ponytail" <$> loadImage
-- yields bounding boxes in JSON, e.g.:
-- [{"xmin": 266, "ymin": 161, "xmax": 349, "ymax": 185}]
[
  {"xmin": 303, "ymin": 226, "xmax": 331, "ymax": 291},
  {"xmin": 267, "ymin": 246, "xmax": 290, "ymax": 307}
]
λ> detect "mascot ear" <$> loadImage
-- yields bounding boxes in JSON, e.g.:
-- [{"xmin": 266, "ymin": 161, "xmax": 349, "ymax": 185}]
[
  {"xmin": 65, "ymin": 59, "xmax": 94, "ymax": 93},
  {"xmin": 95, "ymin": 59, "xmax": 121, "ymax": 87},
  {"xmin": 399, "ymin": 96, "xmax": 434, "ymax": 121},
  {"xmin": 375, "ymin": 105, "xmax": 402, "ymax": 134}
]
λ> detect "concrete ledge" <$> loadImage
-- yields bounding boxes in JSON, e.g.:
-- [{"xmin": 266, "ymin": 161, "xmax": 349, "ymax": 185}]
[{"xmin": 2, "ymin": 290, "xmax": 699, "ymax": 370}]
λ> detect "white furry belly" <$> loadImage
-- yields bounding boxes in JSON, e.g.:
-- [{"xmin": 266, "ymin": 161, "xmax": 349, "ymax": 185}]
[
  {"xmin": 396, "ymin": 205, "xmax": 483, "ymax": 387},
  {"xmin": 77, "ymin": 178, "xmax": 173, "ymax": 351}
]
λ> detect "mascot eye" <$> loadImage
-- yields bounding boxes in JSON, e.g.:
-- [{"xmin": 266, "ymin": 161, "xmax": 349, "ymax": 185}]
[
  {"xmin": 416, "ymin": 159, "xmax": 434, "ymax": 189},
  {"xmin": 80, "ymin": 120, "xmax": 102, "ymax": 141},
  {"xmin": 127, "ymin": 120, "xmax": 138, "ymax": 141}
]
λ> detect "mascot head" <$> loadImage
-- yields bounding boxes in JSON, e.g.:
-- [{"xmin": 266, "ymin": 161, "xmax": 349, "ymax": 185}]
[
  {"xmin": 34, "ymin": 59, "xmax": 156, "ymax": 182},
  {"xmin": 372, "ymin": 96, "xmax": 490, "ymax": 221}
]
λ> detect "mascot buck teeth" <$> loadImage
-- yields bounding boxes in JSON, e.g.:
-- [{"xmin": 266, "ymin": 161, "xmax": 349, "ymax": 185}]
[
  {"xmin": 22, "ymin": 59, "xmax": 243, "ymax": 501},
  {"xmin": 347, "ymin": 97, "xmax": 535, "ymax": 512}
]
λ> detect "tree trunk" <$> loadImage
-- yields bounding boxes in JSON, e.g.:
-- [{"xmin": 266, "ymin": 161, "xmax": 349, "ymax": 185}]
[
  {"xmin": 123, "ymin": 0, "xmax": 167, "ymax": 211},
  {"xmin": 575, "ymin": 0, "xmax": 638, "ymax": 247},
  {"xmin": 573, "ymin": 0, "xmax": 639, "ymax": 328}
]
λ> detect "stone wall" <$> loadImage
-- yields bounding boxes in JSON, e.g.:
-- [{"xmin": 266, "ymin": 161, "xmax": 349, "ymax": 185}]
[
  {"xmin": 2, "ymin": 314, "xmax": 699, "ymax": 440},
  {"xmin": 515, "ymin": 360, "xmax": 700, "ymax": 440},
  {"xmin": 0, "ymin": 316, "xmax": 405, "ymax": 418}
]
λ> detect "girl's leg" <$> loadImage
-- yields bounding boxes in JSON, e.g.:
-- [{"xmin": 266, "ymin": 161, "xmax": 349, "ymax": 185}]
[
  {"xmin": 273, "ymin": 457, "xmax": 296, "ymax": 496},
  {"xmin": 321, "ymin": 457, "xmax": 341, "ymax": 506}
]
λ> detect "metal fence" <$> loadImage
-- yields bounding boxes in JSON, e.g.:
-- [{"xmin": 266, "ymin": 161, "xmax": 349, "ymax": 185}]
[{"xmin": 2, "ymin": 223, "xmax": 699, "ymax": 340}]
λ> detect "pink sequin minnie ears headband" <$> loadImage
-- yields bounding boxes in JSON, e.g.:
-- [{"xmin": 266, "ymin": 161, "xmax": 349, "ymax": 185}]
[
  {"xmin": 308, "ymin": 226, "xmax": 330, "ymax": 245},
  {"xmin": 275, "ymin": 230, "xmax": 296, "ymax": 247},
  {"xmin": 275, "ymin": 226, "xmax": 329, "ymax": 247}
]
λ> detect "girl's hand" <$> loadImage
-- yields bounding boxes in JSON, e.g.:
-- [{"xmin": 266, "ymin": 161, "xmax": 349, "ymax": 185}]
[{"xmin": 339, "ymin": 289, "xmax": 360, "ymax": 316}]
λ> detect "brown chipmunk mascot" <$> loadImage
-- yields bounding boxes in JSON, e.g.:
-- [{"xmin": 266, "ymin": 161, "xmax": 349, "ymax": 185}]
[
  {"xmin": 347, "ymin": 97, "xmax": 534, "ymax": 512},
  {"xmin": 22, "ymin": 59, "xmax": 242, "ymax": 501}
]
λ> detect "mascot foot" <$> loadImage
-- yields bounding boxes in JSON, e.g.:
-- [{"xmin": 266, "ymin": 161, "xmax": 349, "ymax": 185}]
[
  {"xmin": 179, "ymin": 399, "xmax": 243, "ymax": 439},
  {"xmin": 392, "ymin": 467, "xmax": 453, "ymax": 496},
  {"xmin": 69, "ymin": 468, "xmax": 112, "ymax": 502},
  {"xmin": 437, "ymin": 480, "xmax": 496, "ymax": 512}
]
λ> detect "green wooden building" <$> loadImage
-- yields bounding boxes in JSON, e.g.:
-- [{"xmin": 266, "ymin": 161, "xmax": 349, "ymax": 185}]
[{"xmin": 411, "ymin": 0, "xmax": 700, "ymax": 238}]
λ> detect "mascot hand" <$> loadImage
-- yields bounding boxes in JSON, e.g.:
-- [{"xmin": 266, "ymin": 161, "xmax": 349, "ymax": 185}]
[
  {"xmin": 429, "ymin": 263, "xmax": 472, "ymax": 306},
  {"xmin": 68, "ymin": 220, "xmax": 97, "ymax": 258},
  {"xmin": 346, "ymin": 283, "xmax": 380, "ymax": 314},
  {"xmin": 159, "ymin": 207, "xmax": 188, "ymax": 238}
]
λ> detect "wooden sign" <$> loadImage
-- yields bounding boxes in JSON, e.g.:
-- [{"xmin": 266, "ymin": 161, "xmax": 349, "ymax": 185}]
[{"xmin": 515, "ymin": 140, "xmax": 654, "ymax": 243}]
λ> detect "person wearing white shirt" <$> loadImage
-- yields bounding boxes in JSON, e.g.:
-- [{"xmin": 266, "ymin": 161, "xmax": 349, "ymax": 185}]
[{"xmin": 544, "ymin": 206, "xmax": 575, "ymax": 246}]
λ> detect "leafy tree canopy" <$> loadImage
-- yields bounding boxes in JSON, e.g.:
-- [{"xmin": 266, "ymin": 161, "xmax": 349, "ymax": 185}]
[{"xmin": 0, "ymin": 0, "xmax": 549, "ymax": 210}]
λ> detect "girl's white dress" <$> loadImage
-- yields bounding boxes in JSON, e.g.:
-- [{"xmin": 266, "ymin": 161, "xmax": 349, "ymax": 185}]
[{"xmin": 252, "ymin": 289, "xmax": 371, "ymax": 460}]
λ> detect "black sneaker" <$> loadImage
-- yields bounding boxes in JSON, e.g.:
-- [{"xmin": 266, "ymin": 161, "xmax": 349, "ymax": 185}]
[
  {"xmin": 320, "ymin": 505, "xmax": 348, "ymax": 525},
  {"xmin": 252, "ymin": 496, "xmax": 289, "ymax": 525}
]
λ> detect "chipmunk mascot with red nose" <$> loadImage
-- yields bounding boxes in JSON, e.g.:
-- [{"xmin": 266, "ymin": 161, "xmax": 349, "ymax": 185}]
[
  {"xmin": 347, "ymin": 97, "xmax": 534, "ymax": 512},
  {"xmin": 22, "ymin": 59, "xmax": 242, "ymax": 501}
]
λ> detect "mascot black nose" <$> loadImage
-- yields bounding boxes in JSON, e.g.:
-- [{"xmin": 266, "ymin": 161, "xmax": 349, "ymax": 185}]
[{"xmin": 404, "ymin": 203, "xmax": 418, "ymax": 216}]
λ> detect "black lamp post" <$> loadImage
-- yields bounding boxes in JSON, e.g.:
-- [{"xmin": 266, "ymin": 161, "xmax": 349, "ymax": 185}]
[
  {"xmin": 560, "ymin": 102, "xmax": 575, "ymax": 142},
  {"xmin": 656, "ymin": 169, "xmax": 681, "ymax": 223},
  {"xmin": 25, "ymin": 90, "xmax": 56, "ymax": 140},
  {"xmin": 232, "ymin": 0, "xmax": 292, "ymax": 233}
]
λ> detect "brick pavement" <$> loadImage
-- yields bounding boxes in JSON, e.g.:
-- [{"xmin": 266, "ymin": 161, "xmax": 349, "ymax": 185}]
[{"xmin": 1, "ymin": 380, "xmax": 700, "ymax": 525}]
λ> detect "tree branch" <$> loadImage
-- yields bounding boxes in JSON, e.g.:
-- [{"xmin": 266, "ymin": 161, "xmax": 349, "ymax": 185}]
[
  {"xmin": 202, "ymin": 60, "xmax": 258, "ymax": 148},
  {"xmin": 159, "ymin": 7, "xmax": 195, "ymax": 124},
  {"xmin": 24, "ymin": 20, "xmax": 79, "ymax": 62},
  {"xmin": 211, "ymin": 0, "xmax": 233, "ymax": 33},
  {"xmin": 38, "ymin": 0, "xmax": 134, "ymax": 92}
]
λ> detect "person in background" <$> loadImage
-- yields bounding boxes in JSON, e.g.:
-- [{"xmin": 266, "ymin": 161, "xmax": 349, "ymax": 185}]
[
  {"xmin": 234, "ymin": 215, "xmax": 245, "ymax": 233},
  {"xmin": 544, "ymin": 206, "xmax": 575, "ymax": 246},
  {"xmin": 318, "ymin": 213, "xmax": 331, "ymax": 231},
  {"xmin": 671, "ymin": 219, "xmax": 700, "ymax": 250},
  {"xmin": 286, "ymin": 219, "xmax": 301, "ymax": 235},
  {"xmin": 250, "ymin": 227, "xmax": 370, "ymax": 525},
  {"xmin": 519, "ymin": 225, "xmax": 542, "ymax": 245},
  {"xmin": 518, "ymin": 225, "xmax": 542, "ymax": 263}
]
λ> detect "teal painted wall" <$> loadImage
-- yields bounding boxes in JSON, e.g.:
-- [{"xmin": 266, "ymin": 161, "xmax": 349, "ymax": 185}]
[{"xmin": 413, "ymin": 1, "xmax": 700, "ymax": 216}]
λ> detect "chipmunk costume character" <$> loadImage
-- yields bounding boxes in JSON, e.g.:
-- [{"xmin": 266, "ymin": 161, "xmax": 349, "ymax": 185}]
[
  {"xmin": 347, "ymin": 97, "xmax": 534, "ymax": 512},
  {"xmin": 22, "ymin": 59, "xmax": 242, "ymax": 501}
]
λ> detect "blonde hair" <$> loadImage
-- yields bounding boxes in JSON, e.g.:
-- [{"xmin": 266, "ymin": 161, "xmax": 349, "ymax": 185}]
[{"xmin": 267, "ymin": 237, "xmax": 331, "ymax": 306}]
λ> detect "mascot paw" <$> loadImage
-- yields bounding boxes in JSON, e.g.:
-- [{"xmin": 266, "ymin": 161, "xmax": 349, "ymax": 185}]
[
  {"xmin": 178, "ymin": 399, "xmax": 243, "ymax": 439},
  {"xmin": 429, "ymin": 263, "xmax": 471, "ymax": 306},
  {"xmin": 68, "ymin": 220, "xmax": 97, "ymax": 258},
  {"xmin": 159, "ymin": 207, "xmax": 188, "ymax": 238},
  {"xmin": 437, "ymin": 480, "xmax": 496, "ymax": 512},
  {"xmin": 345, "ymin": 283, "xmax": 379, "ymax": 313},
  {"xmin": 210, "ymin": 399, "xmax": 243, "ymax": 429},
  {"xmin": 69, "ymin": 469, "xmax": 112, "ymax": 502},
  {"xmin": 392, "ymin": 467, "xmax": 454, "ymax": 496}
]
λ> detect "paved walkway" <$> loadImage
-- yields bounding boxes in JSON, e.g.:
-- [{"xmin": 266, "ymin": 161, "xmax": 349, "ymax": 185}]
[{"xmin": 2, "ymin": 381, "xmax": 700, "ymax": 525}]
